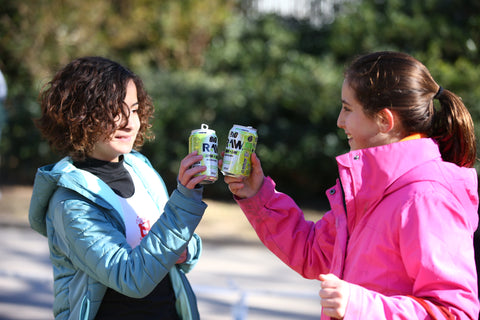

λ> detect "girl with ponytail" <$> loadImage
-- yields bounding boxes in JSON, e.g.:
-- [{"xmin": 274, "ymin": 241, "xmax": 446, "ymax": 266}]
[
  {"xmin": 224, "ymin": 51, "xmax": 479, "ymax": 319},
  {"xmin": 344, "ymin": 51, "xmax": 476, "ymax": 168}
]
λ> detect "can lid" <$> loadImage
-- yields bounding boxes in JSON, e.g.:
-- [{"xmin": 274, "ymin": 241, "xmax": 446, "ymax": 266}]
[
  {"xmin": 232, "ymin": 124, "xmax": 257, "ymax": 133},
  {"xmin": 190, "ymin": 124, "xmax": 216, "ymax": 135}
]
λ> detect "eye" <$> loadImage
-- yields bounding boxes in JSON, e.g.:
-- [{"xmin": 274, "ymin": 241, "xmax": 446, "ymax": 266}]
[
  {"xmin": 130, "ymin": 103, "xmax": 139, "ymax": 113},
  {"xmin": 342, "ymin": 104, "xmax": 352, "ymax": 112}
]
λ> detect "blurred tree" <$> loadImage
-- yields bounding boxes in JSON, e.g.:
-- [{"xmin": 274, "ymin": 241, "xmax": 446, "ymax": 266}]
[
  {"xmin": 327, "ymin": 0, "xmax": 480, "ymax": 63},
  {"xmin": 0, "ymin": 0, "xmax": 479, "ymax": 207},
  {"xmin": 0, "ymin": 0, "xmax": 236, "ymax": 183},
  {"xmin": 0, "ymin": 0, "xmax": 236, "ymax": 81}
]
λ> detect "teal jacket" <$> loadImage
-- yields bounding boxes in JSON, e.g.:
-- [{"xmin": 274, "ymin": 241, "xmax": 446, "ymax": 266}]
[{"xmin": 29, "ymin": 151, "xmax": 207, "ymax": 320}]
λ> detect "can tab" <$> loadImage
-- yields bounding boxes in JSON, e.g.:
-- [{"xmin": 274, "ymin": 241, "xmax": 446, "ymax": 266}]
[{"xmin": 201, "ymin": 123, "xmax": 209, "ymax": 130}]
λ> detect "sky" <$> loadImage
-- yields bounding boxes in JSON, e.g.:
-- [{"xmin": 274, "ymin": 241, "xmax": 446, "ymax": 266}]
[{"xmin": 257, "ymin": 0, "xmax": 310, "ymax": 17}]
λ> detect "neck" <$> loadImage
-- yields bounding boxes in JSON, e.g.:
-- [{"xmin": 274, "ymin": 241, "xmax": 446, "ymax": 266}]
[{"xmin": 400, "ymin": 133, "xmax": 427, "ymax": 142}]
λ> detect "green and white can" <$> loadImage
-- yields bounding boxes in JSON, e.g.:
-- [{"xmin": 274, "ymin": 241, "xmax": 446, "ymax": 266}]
[
  {"xmin": 188, "ymin": 123, "xmax": 218, "ymax": 184},
  {"xmin": 221, "ymin": 125, "xmax": 258, "ymax": 177}
]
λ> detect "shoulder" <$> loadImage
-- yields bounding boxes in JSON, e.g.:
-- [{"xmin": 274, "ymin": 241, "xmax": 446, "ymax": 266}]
[
  {"xmin": 387, "ymin": 167, "xmax": 478, "ymax": 232},
  {"xmin": 388, "ymin": 155, "xmax": 477, "ymax": 197},
  {"xmin": 48, "ymin": 187, "xmax": 125, "ymax": 241},
  {"xmin": 50, "ymin": 187, "xmax": 115, "ymax": 220}
]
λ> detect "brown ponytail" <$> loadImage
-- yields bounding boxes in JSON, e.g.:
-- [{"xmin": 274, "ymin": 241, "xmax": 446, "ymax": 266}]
[{"xmin": 432, "ymin": 88, "xmax": 476, "ymax": 167}]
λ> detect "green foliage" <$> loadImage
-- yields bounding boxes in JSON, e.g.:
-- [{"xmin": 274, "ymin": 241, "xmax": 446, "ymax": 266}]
[
  {"xmin": 1, "ymin": 0, "xmax": 480, "ymax": 207},
  {"xmin": 328, "ymin": 0, "xmax": 480, "ymax": 62},
  {"xmin": 0, "ymin": 0, "xmax": 237, "ymax": 183}
]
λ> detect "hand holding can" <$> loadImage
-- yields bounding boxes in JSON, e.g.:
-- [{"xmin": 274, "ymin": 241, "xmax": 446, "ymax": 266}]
[
  {"xmin": 188, "ymin": 124, "xmax": 218, "ymax": 184},
  {"xmin": 224, "ymin": 152, "xmax": 265, "ymax": 199},
  {"xmin": 221, "ymin": 125, "xmax": 258, "ymax": 177}
]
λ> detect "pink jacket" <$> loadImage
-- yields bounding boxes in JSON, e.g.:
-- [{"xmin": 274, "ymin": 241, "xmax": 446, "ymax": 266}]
[{"xmin": 236, "ymin": 138, "xmax": 479, "ymax": 319}]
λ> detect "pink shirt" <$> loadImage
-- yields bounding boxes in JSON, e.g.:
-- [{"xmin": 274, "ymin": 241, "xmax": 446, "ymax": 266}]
[{"xmin": 236, "ymin": 138, "xmax": 479, "ymax": 319}]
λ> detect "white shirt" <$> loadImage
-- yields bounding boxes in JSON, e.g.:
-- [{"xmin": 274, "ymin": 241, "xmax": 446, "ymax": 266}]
[{"xmin": 118, "ymin": 164, "xmax": 168, "ymax": 248}]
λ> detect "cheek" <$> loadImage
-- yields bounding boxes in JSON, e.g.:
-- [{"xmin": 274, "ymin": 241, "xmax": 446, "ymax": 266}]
[{"xmin": 133, "ymin": 116, "xmax": 141, "ymax": 130}]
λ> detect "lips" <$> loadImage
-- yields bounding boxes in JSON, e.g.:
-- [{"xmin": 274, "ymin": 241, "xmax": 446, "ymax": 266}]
[{"xmin": 115, "ymin": 135, "xmax": 134, "ymax": 142}]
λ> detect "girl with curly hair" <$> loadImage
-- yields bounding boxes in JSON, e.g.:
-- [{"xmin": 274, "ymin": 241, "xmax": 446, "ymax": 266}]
[{"xmin": 29, "ymin": 56, "xmax": 207, "ymax": 320}]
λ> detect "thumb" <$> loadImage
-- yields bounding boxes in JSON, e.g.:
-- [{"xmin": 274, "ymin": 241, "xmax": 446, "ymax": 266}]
[{"xmin": 319, "ymin": 273, "xmax": 338, "ymax": 282}]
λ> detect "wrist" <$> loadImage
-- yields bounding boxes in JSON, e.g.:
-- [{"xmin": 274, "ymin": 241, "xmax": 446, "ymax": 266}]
[{"xmin": 177, "ymin": 179, "xmax": 203, "ymax": 201}]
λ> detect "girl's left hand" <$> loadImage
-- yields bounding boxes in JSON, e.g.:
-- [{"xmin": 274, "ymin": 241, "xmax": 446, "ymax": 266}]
[
  {"xmin": 176, "ymin": 249, "xmax": 187, "ymax": 264},
  {"xmin": 319, "ymin": 273, "xmax": 350, "ymax": 319}
]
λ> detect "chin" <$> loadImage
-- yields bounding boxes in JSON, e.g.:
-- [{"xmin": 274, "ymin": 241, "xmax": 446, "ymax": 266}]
[{"xmin": 116, "ymin": 146, "xmax": 134, "ymax": 155}]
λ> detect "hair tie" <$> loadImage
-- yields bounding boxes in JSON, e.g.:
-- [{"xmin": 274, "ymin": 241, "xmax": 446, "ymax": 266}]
[{"xmin": 434, "ymin": 86, "xmax": 443, "ymax": 100}]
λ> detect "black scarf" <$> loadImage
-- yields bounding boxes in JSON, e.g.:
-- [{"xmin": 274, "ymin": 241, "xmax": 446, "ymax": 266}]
[{"xmin": 74, "ymin": 155, "xmax": 135, "ymax": 198}]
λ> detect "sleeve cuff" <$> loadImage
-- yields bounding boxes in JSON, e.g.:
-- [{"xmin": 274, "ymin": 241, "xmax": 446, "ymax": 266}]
[{"xmin": 177, "ymin": 179, "xmax": 204, "ymax": 202}]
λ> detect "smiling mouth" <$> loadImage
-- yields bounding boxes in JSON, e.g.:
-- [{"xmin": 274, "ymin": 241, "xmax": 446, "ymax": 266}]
[{"xmin": 115, "ymin": 135, "xmax": 134, "ymax": 141}]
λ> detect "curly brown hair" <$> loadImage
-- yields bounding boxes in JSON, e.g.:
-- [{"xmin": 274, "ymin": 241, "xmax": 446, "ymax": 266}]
[{"xmin": 36, "ymin": 56, "xmax": 154, "ymax": 161}]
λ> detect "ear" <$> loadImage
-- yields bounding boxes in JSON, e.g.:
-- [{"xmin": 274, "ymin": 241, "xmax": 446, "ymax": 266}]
[{"xmin": 376, "ymin": 108, "xmax": 395, "ymax": 133}]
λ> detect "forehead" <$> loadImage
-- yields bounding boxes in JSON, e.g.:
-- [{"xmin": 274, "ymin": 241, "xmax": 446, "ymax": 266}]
[{"xmin": 341, "ymin": 81, "xmax": 359, "ymax": 105}]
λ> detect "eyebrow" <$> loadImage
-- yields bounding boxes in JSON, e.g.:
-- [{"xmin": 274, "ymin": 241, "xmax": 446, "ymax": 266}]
[
  {"xmin": 129, "ymin": 102, "xmax": 139, "ymax": 108},
  {"xmin": 341, "ymin": 99, "xmax": 349, "ymax": 105}
]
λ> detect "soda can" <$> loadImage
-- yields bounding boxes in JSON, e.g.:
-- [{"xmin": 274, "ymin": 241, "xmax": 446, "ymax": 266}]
[
  {"xmin": 188, "ymin": 124, "xmax": 218, "ymax": 184},
  {"xmin": 222, "ymin": 125, "xmax": 258, "ymax": 177}
]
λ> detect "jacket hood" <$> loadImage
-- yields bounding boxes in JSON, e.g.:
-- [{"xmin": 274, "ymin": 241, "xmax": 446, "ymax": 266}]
[
  {"xmin": 28, "ymin": 157, "xmax": 121, "ymax": 236},
  {"xmin": 336, "ymin": 138, "xmax": 479, "ymax": 233}
]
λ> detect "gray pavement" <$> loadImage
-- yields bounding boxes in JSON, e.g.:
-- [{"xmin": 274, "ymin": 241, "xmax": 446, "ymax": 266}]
[{"xmin": 0, "ymin": 225, "xmax": 321, "ymax": 320}]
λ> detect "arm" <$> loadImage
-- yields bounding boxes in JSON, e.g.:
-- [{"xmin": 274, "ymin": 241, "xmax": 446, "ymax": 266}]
[
  {"xmin": 224, "ymin": 153, "xmax": 337, "ymax": 279},
  {"xmin": 174, "ymin": 180, "xmax": 203, "ymax": 268},
  {"xmin": 236, "ymin": 177, "xmax": 337, "ymax": 279}
]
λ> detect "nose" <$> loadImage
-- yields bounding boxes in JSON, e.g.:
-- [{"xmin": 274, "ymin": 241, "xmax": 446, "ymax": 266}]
[
  {"xmin": 125, "ymin": 113, "xmax": 135, "ymax": 129},
  {"xmin": 337, "ymin": 109, "xmax": 344, "ymax": 129},
  {"xmin": 118, "ymin": 111, "xmax": 135, "ymax": 131}
]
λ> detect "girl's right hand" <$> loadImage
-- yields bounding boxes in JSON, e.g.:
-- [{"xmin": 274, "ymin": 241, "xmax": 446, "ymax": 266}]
[
  {"xmin": 223, "ymin": 153, "xmax": 264, "ymax": 199},
  {"xmin": 178, "ymin": 151, "xmax": 207, "ymax": 189},
  {"xmin": 318, "ymin": 274, "xmax": 349, "ymax": 319}
]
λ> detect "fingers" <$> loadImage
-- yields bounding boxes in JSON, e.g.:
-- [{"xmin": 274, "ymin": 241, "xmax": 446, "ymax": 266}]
[
  {"xmin": 178, "ymin": 151, "xmax": 207, "ymax": 189},
  {"xmin": 184, "ymin": 174, "xmax": 207, "ymax": 189},
  {"xmin": 218, "ymin": 151, "xmax": 224, "ymax": 168},
  {"xmin": 319, "ymin": 274, "xmax": 342, "ymax": 300},
  {"xmin": 227, "ymin": 180, "xmax": 246, "ymax": 195},
  {"xmin": 224, "ymin": 176, "xmax": 243, "ymax": 184},
  {"xmin": 318, "ymin": 274, "xmax": 349, "ymax": 319},
  {"xmin": 176, "ymin": 249, "xmax": 188, "ymax": 264},
  {"xmin": 251, "ymin": 153, "xmax": 263, "ymax": 176},
  {"xmin": 178, "ymin": 151, "xmax": 201, "ymax": 177},
  {"xmin": 222, "ymin": 152, "xmax": 265, "ymax": 198},
  {"xmin": 319, "ymin": 273, "xmax": 338, "ymax": 283},
  {"xmin": 223, "ymin": 174, "xmax": 246, "ymax": 195}
]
